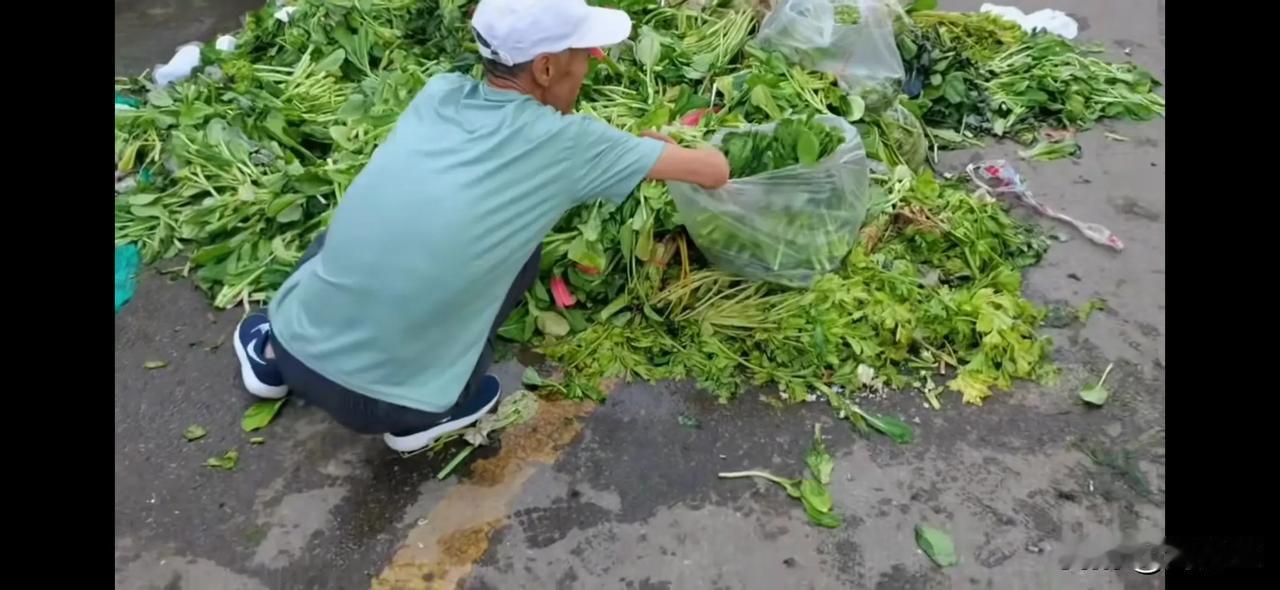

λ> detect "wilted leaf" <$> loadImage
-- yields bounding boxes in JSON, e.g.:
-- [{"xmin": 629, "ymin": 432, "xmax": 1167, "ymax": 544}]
[
  {"xmin": 915, "ymin": 523, "xmax": 958, "ymax": 567},
  {"xmin": 144, "ymin": 360, "xmax": 168, "ymax": 370},
  {"xmin": 205, "ymin": 449, "xmax": 239, "ymax": 470},
  {"xmin": 183, "ymin": 425, "xmax": 207, "ymax": 441}
]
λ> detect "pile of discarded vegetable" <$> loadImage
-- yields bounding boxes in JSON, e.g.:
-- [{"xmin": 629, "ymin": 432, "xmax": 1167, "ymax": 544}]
[{"xmin": 114, "ymin": 0, "xmax": 1163, "ymax": 442}]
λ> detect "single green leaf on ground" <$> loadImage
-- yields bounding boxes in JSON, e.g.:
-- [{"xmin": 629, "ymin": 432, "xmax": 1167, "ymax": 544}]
[
  {"xmin": 144, "ymin": 360, "xmax": 168, "ymax": 370},
  {"xmin": 863, "ymin": 413, "xmax": 914, "ymax": 444},
  {"xmin": 249, "ymin": 437, "xmax": 266, "ymax": 445},
  {"xmin": 1018, "ymin": 139, "xmax": 1081, "ymax": 161},
  {"xmin": 1079, "ymin": 362, "xmax": 1114, "ymax": 406},
  {"xmin": 915, "ymin": 523, "xmax": 958, "ymax": 567},
  {"xmin": 205, "ymin": 449, "xmax": 239, "ymax": 470},
  {"xmin": 242, "ymin": 399, "xmax": 287, "ymax": 432},
  {"xmin": 183, "ymin": 425, "xmax": 207, "ymax": 442}
]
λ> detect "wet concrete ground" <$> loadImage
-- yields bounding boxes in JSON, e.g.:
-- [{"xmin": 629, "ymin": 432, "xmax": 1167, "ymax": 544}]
[{"xmin": 115, "ymin": 0, "xmax": 1165, "ymax": 588}]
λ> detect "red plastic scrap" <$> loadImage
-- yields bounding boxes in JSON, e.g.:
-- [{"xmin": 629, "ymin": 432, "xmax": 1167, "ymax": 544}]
[{"xmin": 550, "ymin": 275, "xmax": 577, "ymax": 308}]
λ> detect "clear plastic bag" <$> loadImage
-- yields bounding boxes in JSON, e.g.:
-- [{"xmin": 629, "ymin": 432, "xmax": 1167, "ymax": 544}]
[
  {"xmin": 863, "ymin": 101, "xmax": 927, "ymax": 170},
  {"xmin": 756, "ymin": 0, "xmax": 906, "ymax": 112},
  {"xmin": 669, "ymin": 115, "xmax": 871, "ymax": 287}
]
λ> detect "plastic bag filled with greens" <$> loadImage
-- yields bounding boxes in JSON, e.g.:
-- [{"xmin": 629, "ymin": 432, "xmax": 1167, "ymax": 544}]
[
  {"xmin": 756, "ymin": 0, "xmax": 905, "ymax": 113},
  {"xmin": 668, "ymin": 115, "xmax": 870, "ymax": 287},
  {"xmin": 861, "ymin": 100, "xmax": 928, "ymax": 170}
]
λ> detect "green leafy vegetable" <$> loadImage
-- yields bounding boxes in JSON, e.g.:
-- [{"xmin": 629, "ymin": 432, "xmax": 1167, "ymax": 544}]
[
  {"xmin": 242, "ymin": 399, "xmax": 286, "ymax": 432},
  {"xmin": 901, "ymin": 12, "xmax": 1163, "ymax": 147},
  {"xmin": 1079, "ymin": 362, "xmax": 1114, "ymax": 406},
  {"xmin": 720, "ymin": 423, "xmax": 842, "ymax": 528},
  {"xmin": 115, "ymin": 1, "xmax": 1161, "ymax": 448},
  {"xmin": 183, "ymin": 425, "xmax": 208, "ymax": 442},
  {"xmin": 721, "ymin": 116, "xmax": 845, "ymax": 178},
  {"xmin": 915, "ymin": 523, "xmax": 958, "ymax": 567},
  {"xmin": 835, "ymin": 5, "xmax": 861, "ymax": 26}
]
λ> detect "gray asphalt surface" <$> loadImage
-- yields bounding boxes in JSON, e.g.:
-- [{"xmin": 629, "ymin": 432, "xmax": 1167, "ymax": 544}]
[{"xmin": 115, "ymin": 1, "xmax": 1166, "ymax": 588}]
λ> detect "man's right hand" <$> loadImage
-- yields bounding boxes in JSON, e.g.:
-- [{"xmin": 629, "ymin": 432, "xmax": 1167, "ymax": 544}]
[{"xmin": 646, "ymin": 142, "xmax": 730, "ymax": 190}]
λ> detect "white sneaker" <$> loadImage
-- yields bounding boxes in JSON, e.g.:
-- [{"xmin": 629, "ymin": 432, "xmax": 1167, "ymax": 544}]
[
  {"xmin": 232, "ymin": 312, "xmax": 289, "ymax": 399},
  {"xmin": 383, "ymin": 375, "xmax": 501, "ymax": 452}
]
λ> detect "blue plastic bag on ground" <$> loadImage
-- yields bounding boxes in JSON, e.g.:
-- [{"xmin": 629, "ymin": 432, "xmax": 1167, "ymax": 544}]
[{"xmin": 116, "ymin": 244, "xmax": 140, "ymax": 313}]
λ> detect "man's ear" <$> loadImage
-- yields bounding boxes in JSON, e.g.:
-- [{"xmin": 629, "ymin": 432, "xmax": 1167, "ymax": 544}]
[{"xmin": 531, "ymin": 53, "xmax": 556, "ymax": 87}]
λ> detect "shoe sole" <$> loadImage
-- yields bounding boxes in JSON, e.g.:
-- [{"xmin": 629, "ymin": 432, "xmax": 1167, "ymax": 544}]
[
  {"xmin": 382, "ymin": 392, "xmax": 501, "ymax": 453},
  {"xmin": 233, "ymin": 317, "xmax": 289, "ymax": 400}
]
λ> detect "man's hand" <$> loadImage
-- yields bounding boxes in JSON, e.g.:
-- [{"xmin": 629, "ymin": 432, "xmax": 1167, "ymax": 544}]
[
  {"xmin": 640, "ymin": 130, "xmax": 677, "ymax": 145},
  {"xmin": 644, "ymin": 134, "xmax": 730, "ymax": 190}
]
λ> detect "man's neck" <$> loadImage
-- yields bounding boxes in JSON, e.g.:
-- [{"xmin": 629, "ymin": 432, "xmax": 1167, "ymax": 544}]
[{"xmin": 485, "ymin": 75, "xmax": 538, "ymax": 99}]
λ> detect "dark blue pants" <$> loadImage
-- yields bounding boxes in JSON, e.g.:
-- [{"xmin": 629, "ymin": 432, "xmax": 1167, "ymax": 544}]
[{"xmin": 271, "ymin": 232, "xmax": 540, "ymax": 436}]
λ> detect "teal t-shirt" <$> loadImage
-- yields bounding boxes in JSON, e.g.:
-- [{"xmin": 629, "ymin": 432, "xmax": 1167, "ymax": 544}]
[{"xmin": 268, "ymin": 73, "xmax": 665, "ymax": 413}]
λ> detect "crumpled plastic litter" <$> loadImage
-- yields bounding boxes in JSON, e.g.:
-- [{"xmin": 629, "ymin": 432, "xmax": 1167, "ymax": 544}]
[
  {"xmin": 116, "ymin": 244, "xmax": 141, "ymax": 313},
  {"xmin": 154, "ymin": 43, "xmax": 203, "ymax": 87},
  {"xmin": 966, "ymin": 160, "xmax": 1123, "ymax": 251},
  {"xmin": 979, "ymin": 3, "xmax": 1078, "ymax": 39}
]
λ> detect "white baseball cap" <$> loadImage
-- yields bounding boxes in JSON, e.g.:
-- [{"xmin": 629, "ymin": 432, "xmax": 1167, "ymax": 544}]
[{"xmin": 471, "ymin": 0, "xmax": 633, "ymax": 66}]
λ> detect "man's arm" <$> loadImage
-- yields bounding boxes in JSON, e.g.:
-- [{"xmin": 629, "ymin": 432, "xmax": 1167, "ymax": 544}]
[{"xmin": 640, "ymin": 132, "xmax": 731, "ymax": 190}]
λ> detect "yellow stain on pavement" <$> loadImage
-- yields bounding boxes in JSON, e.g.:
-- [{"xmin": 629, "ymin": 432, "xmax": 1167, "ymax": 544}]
[{"xmin": 372, "ymin": 396, "xmax": 598, "ymax": 590}]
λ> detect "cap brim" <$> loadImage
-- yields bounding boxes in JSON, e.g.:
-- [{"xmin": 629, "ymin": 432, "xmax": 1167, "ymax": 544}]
[{"xmin": 566, "ymin": 7, "xmax": 632, "ymax": 50}]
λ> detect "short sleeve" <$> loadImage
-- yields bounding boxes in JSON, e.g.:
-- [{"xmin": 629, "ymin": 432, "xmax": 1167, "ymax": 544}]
[{"xmin": 562, "ymin": 116, "xmax": 666, "ymax": 204}]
